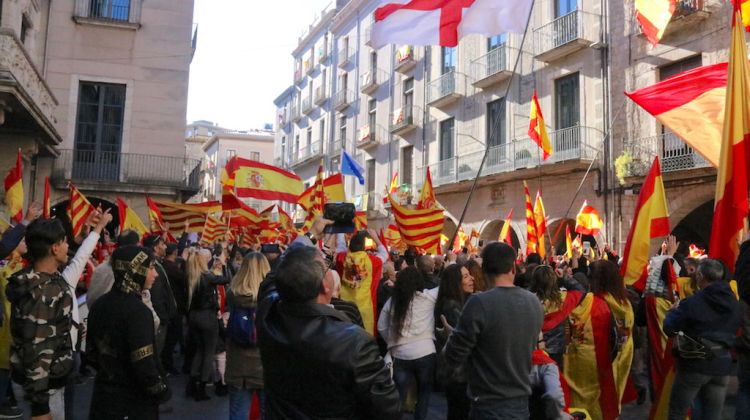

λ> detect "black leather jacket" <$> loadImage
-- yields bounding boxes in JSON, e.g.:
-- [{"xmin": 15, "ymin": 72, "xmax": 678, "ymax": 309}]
[
  {"xmin": 258, "ymin": 293, "xmax": 400, "ymax": 419},
  {"xmin": 189, "ymin": 272, "xmax": 229, "ymax": 312}
]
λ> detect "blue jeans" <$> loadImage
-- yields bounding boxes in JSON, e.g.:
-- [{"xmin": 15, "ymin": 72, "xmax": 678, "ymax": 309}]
[
  {"xmin": 737, "ymin": 353, "xmax": 750, "ymax": 420},
  {"xmin": 469, "ymin": 397, "xmax": 529, "ymax": 420},
  {"xmin": 229, "ymin": 385, "xmax": 264, "ymax": 420},
  {"xmin": 393, "ymin": 353, "xmax": 436, "ymax": 420},
  {"xmin": 668, "ymin": 369, "xmax": 729, "ymax": 420}
]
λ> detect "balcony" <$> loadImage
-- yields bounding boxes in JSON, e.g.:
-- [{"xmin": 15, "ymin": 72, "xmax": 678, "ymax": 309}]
[
  {"xmin": 304, "ymin": 56, "xmax": 315, "ymax": 75},
  {"xmin": 317, "ymin": 42, "xmax": 330, "ymax": 64},
  {"xmin": 364, "ymin": 27, "xmax": 374, "ymax": 47},
  {"xmin": 291, "ymin": 103, "xmax": 302, "ymax": 122},
  {"xmin": 356, "ymin": 124, "xmax": 388, "ymax": 150},
  {"xmin": 334, "ymin": 89, "xmax": 355, "ymax": 112},
  {"xmin": 301, "ymin": 96, "xmax": 313, "ymax": 115},
  {"xmin": 314, "ymin": 85, "xmax": 328, "ymax": 105},
  {"xmin": 417, "ymin": 126, "xmax": 600, "ymax": 188},
  {"xmin": 427, "ymin": 71, "xmax": 464, "ymax": 108},
  {"xmin": 533, "ymin": 10, "xmax": 599, "ymax": 62},
  {"xmin": 623, "ymin": 132, "xmax": 711, "ymax": 176},
  {"xmin": 51, "ymin": 150, "xmax": 201, "ymax": 194},
  {"xmin": 0, "ymin": 30, "xmax": 61, "ymax": 149},
  {"xmin": 73, "ymin": 0, "xmax": 142, "ymax": 29},
  {"xmin": 666, "ymin": 0, "xmax": 710, "ymax": 33},
  {"xmin": 294, "ymin": 69, "xmax": 303, "ymax": 84},
  {"xmin": 291, "ymin": 141, "xmax": 323, "ymax": 167},
  {"xmin": 360, "ymin": 68, "xmax": 389, "ymax": 95},
  {"xmin": 471, "ymin": 45, "xmax": 512, "ymax": 89},
  {"xmin": 331, "ymin": 138, "xmax": 345, "ymax": 155},
  {"xmin": 338, "ymin": 47, "xmax": 354, "ymax": 68},
  {"xmin": 390, "ymin": 105, "xmax": 421, "ymax": 137},
  {"xmin": 395, "ymin": 46, "xmax": 417, "ymax": 73}
]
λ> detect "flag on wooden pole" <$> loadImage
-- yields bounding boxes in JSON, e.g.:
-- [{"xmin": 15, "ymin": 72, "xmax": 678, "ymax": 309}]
[
  {"xmin": 499, "ymin": 209, "xmax": 513, "ymax": 244},
  {"xmin": 43, "ymin": 176, "xmax": 51, "ymax": 219},
  {"xmin": 534, "ymin": 191, "xmax": 548, "ymax": 258},
  {"xmin": 528, "ymin": 90, "xmax": 552, "ymax": 160},
  {"xmin": 523, "ymin": 181, "xmax": 538, "ymax": 255}
]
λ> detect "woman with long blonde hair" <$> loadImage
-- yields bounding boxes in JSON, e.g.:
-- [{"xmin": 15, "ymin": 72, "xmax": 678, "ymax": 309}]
[
  {"xmin": 186, "ymin": 247, "xmax": 229, "ymax": 401},
  {"xmin": 226, "ymin": 252, "xmax": 270, "ymax": 420}
]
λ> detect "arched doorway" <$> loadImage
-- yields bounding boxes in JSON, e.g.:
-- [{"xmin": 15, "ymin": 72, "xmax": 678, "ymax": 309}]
[
  {"xmin": 480, "ymin": 219, "xmax": 520, "ymax": 250},
  {"xmin": 51, "ymin": 197, "xmax": 118, "ymax": 240},
  {"xmin": 547, "ymin": 218, "xmax": 597, "ymax": 256},
  {"xmin": 672, "ymin": 200, "xmax": 713, "ymax": 255},
  {"xmin": 442, "ymin": 217, "xmax": 458, "ymax": 238}
]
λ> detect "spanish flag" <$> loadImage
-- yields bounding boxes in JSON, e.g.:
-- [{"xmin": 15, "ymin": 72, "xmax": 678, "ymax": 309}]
[
  {"xmin": 565, "ymin": 224, "xmax": 573, "ymax": 259},
  {"xmin": 146, "ymin": 195, "xmax": 165, "ymax": 231},
  {"xmin": 302, "ymin": 163, "xmax": 326, "ymax": 231},
  {"xmin": 68, "ymin": 184, "xmax": 95, "ymax": 237},
  {"xmin": 223, "ymin": 156, "xmax": 303, "ymax": 203},
  {"xmin": 528, "ymin": 90, "xmax": 552, "ymax": 160},
  {"xmin": 575, "ymin": 201, "xmax": 603, "ymax": 236},
  {"xmin": 634, "ymin": 0, "xmax": 675, "ymax": 46},
  {"xmin": 43, "ymin": 176, "xmax": 51, "ymax": 219},
  {"xmin": 383, "ymin": 172, "xmax": 399, "ymax": 204},
  {"xmin": 523, "ymin": 181, "xmax": 538, "ymax": 255},
  {"xmin": 710, "ymin": 2, "xmax": 750, "ymax": 273},
  {"xmin": 385, "ymin": 223, "xmax": 407, "ymax": 252},
  {"xmin": 390, "ymin": 196, "xmax": 444, "ymax": 254},
  {"xmin": 620, "ymin": 157, "xmax": 670, "ymax": 290},
  {"xmin": 534, "ymin": 191, "xmax": 548, "ymax": 258},
  {"xmin": 297, "ymin": 172, "xmax": 345, "ymax": 211},
  {"xmin": 417, "ymin": 167, "xmax": 436, "ymax": 210},
  {"xmin": 116, "ymin": 197, "xmax": 148, "ymax": 237},
  {"xmin": 499, "ymin": 209, "xmax": 513, "ymax": 244},
  {"xmin": 4, "ymin": 150, "xmax": 23, "ymax": 223},
  {"xmin": 742, "ymin": 0, "xmax": 750, "ymax": 31}
]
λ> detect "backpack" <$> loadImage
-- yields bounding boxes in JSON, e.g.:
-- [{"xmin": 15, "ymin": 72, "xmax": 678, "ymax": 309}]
[{"xmin": 227, "ymin": 306, "xmax": 257, "ymax": 347}]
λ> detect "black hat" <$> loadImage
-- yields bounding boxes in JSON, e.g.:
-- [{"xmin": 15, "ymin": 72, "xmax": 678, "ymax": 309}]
[
  {"xmin": 111, "ymin": 245, "xmax": 155, "ymax": 293},
  {"xmin": 165, "ymin": 243, "xmax": 179, "ymax": 256},
  {"xmin": 143, "ymin": 234, "xmax": 164, "ymax": 249}
]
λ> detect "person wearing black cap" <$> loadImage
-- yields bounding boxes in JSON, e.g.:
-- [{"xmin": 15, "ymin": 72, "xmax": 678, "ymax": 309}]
[{"xmin": 87, "ymin": 245, "xmax": 171, "ymax": 419}]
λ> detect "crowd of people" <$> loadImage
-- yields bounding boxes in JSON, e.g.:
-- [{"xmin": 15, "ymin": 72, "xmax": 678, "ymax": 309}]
[{"xmin": 0, "ymin": 205, "xmax": 746, "ymax": 420}]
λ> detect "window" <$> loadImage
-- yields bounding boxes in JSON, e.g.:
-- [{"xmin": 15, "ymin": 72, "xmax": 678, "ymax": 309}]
[
  {"xmin": 306, "ymin": 127, "xmax": 312, "ymax": 146},
  {"xmin": 555, "ymin": 0, "xmax": 576, "ymax": 17},
  {"xmin": 20, "ymin": 14, "xmax": 31, "ymax": 44},
  {"xmin": 281, "ymin": 136, "xmax": 287, "ymax": 161},
  {"xmin": 370, "ymin": 51, "xmax": 378, "ymax": 74},
  {"xmin": 90, "ymin": 0, "xmax": 131, "ymax": 21},
  {"xmin": 294, "ymin": 134, "xmax": 300, "ymax": 158},
  {"xmin": 402, "ymin": 146, "xmax": 414, "ymax": 186},
  {"xmin": 439, "ymin": 118, "xmax": 455, "ymax": 177},
  {"xmin": 250, "ymin": 151, "xmax": 260, "ymax": 161},
  {"xmin": 555, "ymin": 73, "xmax": 579, "ymax": 129},
  {"xmin": 340, "ymin": 72, "xmax": 348, "ymax": 91},
  {"xmin": 487, "ymin": 98, "xmax": 506, "ymax": 150},
  {"xmin": 488, "ymin": 34, "xmax": 507, "ymax": 51},
  {"xmin": 366, "ymin": 159, "xmax": 376, "ymax": 192},
  {"xmin": 660, "ymin": 55, "xmax": 702, "ymax": 81},
  {"xmin": 403, "ymin": 77, "xmax": 414, "ymax": 117},
  {"xmin": 368, "ymin": 99, "xmax": 377, "ymax": 133},
  {"xmin": 441, "ymin": 47, "xmax": 457, "ymax": 74},
  {"xmin": 329, "ymin": 156, "xmax": 340, "ymax": 173},
  {"xmin": 319, "ymin": 118, "xmax": 325, "ymax": 144},
  {"xmin": 73, "ymin": 81, "xmax": 126, "ymax": 181},
  {"xmin": 226, "ymin": 149, "xmax": 237, "ymax": 162}
]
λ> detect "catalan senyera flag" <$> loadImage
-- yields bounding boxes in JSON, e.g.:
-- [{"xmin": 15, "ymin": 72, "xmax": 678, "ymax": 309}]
[
  {"xmin": 566, "ymin": 224, "xmax": 573, "ymax": 258},
  {"xmin": 43, "ymin": 176, "xmax": 51, "ymax": 219},
  {"xmin": 575, "ymin": 201, "xmax": 604, "ymax": 236},
  {"xmin": 201, "ymin": 215, "xmax": 229, "ymax": 245},
  {"xmin": 116, "ymin": 197, "xmax": 148, "ymax": 237},
  {"xmin": 534, "ymin": 191, "xmax": 548, "ymax": 258},
  {"xmin": 709, "ymin": 3, "xmax": 750, "ymax": 273},
  {"xmin": 390, "ymin": 196, "xmax": 444, "ymax": 254},
  {"xmin": 302, "ymin": 163, "xmax": 326, "ymax": 231},
  {"xmin": 528, "ymin": 90, "xmax": 552, "ymax": 160},
  {"xmin": 297, "ymin": 173, "xmax": 345, "ymax": 210},
  {"xmin": 523, "ymin": 181, "xmax": 538, "ymax": 256},
  {"xmin": 222, "ymin": 156, "xmax": 303, "ymax": 203},
  {"xmin": 620, "ymin": 157, "xmax": 670, "ymax": 290},
  {"xmin": 4, "ymin": 150, "xmax": 23, "ymax": 223},
  {"xmin": 68, "ymin": 184, "xmax": 95, "ymax": 237},
  {"xmin": 417, "ymin": 167, "xmax": 436, "ymax": 210},
  {"xmin": 153, "ymin": 200, "xmax": 220, "ymax": 235},
  {"xmin": 635, "ymin": 0, "xmax": 675, "ymax": 46},
  {"xmin": 625, "ymin": 62, "xmax": 730, "ymax": 168},
  {"xmin": 499, "ymin": 209, "xmax": 513, "ymax": 244},
  {"xmin": 383, "ymin": 172, "xmax": 399, "ymax": 204}
]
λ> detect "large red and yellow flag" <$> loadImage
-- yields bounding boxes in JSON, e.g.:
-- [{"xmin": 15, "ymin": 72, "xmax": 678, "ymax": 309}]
[
  {"xmin": 152, "ymin": 200, "xmax": 220, "ymax": 235},
  {"xmin": 297, "ymin": 173, "xmax": 345, "ymax": 210},
  {"xmin": 43, "ymin": 176, "xmax": 51, "ymax": 219},
  {"xmin": 499, "ymin": 209, "xmax": 513, "ymax": 244},
  {"xmin": 222, "ymin": 156, "xmax": 303, "ymax": 203},
  {"xmin": 575, "ymin": 200, "xmax": 604, "ymax": 236},
  {"xmin": 709, "ymin": 2, "xmax": 750, "ymax": 272},
  {"xmin": 566, "ymin": 224, "xmax": 573, "ymax": 258},
  {"xmin": 534, "ymin": 191, "xmax": 548, "ymax": 258},
  {"xmin": 417, "ymin": 167, "xmax": 436, "ymax": 210},
  {"xmin": 390, "ymin": 196, "xmax": 444, "ymax": 254},
  {"xmin": 68, "ymin": 184, "xmax": 95, "ymax": 237},
  {"xmin": 116, "ymin": 197, "xmax": 148, "ymax": 236},
  {"xmin": 4, "ymin": 150, "xmax": 23, "ymax": 223},
  {"xmin": 620, "ymin": 157, "xmax": 671, "ymax": 290},
  {"xmin": 635, "ymin": 0, "xmax": 675, "ymax": 46},
  {"xmin": 528, "ymin": 90, "xmax": 552, "ymax": 160},
  {"xmin": 523, "ymin": 181, "xmax": 538, "ymax": 255}
]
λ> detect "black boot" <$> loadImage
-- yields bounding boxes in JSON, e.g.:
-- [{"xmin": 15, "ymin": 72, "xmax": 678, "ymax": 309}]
[
  {"xmin": 193, "ymin": 381, "xmax": 211, "ymax": 401},
  {"xmin": 185, "ymin": 377, "xmax": 198, "ymax": 398}
]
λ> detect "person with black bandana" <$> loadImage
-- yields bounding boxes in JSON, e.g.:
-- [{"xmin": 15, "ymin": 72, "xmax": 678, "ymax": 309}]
[{"xmin": 86, "ymin": 246, "xmax": 172, "ymax": 419}]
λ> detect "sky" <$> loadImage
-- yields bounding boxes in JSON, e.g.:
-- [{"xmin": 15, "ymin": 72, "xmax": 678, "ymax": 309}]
[{"xmin": 186, "ymin": 0, "xmax": 333, "ymax": 131}]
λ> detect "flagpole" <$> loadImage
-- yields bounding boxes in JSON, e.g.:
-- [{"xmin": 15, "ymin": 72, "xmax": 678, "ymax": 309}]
[{"xmin": 445, "ymin": 0, "xmax": 537, "ymax": 254}]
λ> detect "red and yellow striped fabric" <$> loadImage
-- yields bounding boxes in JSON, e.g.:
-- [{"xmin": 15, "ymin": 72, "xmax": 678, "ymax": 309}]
[
  {"xmin": 390, "ymin": 196, "xmax": 444, "ymax": 254},
  {"xmin": 528, "ymin": 90, "xmax": 552, "ymax": 160},
  {"xmin": 43, "ymin": 176, "xmax": 50, "ymax": 219},
  {"xmin": 710, "ymin": 3, "xmax": 750, "ymax": 272},
  {"xmin": 499, "ymin": 208, "xmax": 513, "ymax": 244},
  {"xmin": 524, "ymin": 181, "xmax": 537, "ymax": 256},
  {"xmin": 635, "ymin": 0, "xmax": 675, "ymax": 45},
  {"xmin": 417, "ymin": 167, "xmax": 436, "ymax": 210},
  {"xmin": 384, "ymin": 223, "xmax": 407, "ymax": 252},
  {"xmin": 201, "ymin": 215, "xmax": 229, "ymax": 245},
  {"xmin": 68, "ymin": 184, "xmax": 95, "ymax": 237},
  {"xmin": 534, "ymin": 191, "xmax": 548, "ymax": 258},
  {"xmin": 4, "ymin": 150, "xmax": 23, "ymax": 223},
  {"xmin": 153, "ymin": 200, "xmax": 220, "ymax": 235},
  {"xmin": 620, "ymin": 158, "xmax": 670, "ymax": 290},
  {"xmin": 625, "ymin": 62, "xmax": 729, "ymax": 168},
  {"xmin": 297, "ymin": 172, "xmax": 345, "ymax": 211},
  {"xmin": 575, "ymin": 201, "xmax": 603, "ymax": 236},
  {"xmin": 223, "ymin": 156, "xmax": 303, "ymax": 203}
]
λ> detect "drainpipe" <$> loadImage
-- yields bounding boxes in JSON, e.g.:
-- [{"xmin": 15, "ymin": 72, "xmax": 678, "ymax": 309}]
[
  {"xmin": 387, "ymin": 43, "xmax": 395, "ymax": 200},
  {"xmin": 600, "ymin": 0, "xmax": 613, "ymax": 246},
  {"xmin": 421, "ymin": 46, "xmax": 430, "ymax": 181},
  {"xmin": 42, "ymin": 0, "xmax": 52, "ymax": 77}
]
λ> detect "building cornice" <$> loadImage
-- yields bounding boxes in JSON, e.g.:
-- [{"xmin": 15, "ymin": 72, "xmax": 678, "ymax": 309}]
[
  {"xmin": 273, "ymin": 85, "xmax": 297, "ymax": 106},
  {"xmin": 330, "ymin": 0, "xmax": 370, "ymax": 34},
  {"xmin": 292, "ymin": 7, "xmax": 337, "ymax": 57},
  {"xmin": 202, "ymin": 133, "xmax": 275, "ymax": 152}
]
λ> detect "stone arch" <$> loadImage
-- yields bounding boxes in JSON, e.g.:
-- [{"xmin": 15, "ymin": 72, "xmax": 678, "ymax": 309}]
[
  {"xmin": 442, "ymin": 216, "xmax": 458, "ymax": 237},
  {"xmin": 672, "ymin": 199, "xmax": 713, "ymax": 254},
  {"xmin": 546, "ymin": 217, "xmax": 598, "ymax": 255},
  {"xmin": 52, "ymin": 196, "xmax": 118, "ymax": 239},
  {"xmin": 480, "ymin": 219, "xmax": 520, "ymax": 250}
]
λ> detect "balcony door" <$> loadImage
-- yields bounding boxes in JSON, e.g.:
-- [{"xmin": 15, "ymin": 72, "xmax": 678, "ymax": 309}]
[
  {"xmin": 555, "ymin": 0, "xmax": 577, "ymax": 17},
  {"xmin": 555, "ymin": 73, "xmax": 580, "ymax": 152},
  {"xmin": 439, "ymin": 118, "xmax": 455, "ymax": 178},
  {"xmin": 90, "ymin": 0, "xmax": 131, "ymax": 21},
  {"xmin": 74, "ymin": 82, "xmax": 126, "ymax": 181},
  {"xmin": 487, "ymin": 98, "xmax": 506, "ymax": 164}
]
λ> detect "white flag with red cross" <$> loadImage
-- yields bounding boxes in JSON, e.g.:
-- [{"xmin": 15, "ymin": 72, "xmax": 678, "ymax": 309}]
[{"xmin": 371, "ymin": 0, "xmax": 533, "ymax": 48}]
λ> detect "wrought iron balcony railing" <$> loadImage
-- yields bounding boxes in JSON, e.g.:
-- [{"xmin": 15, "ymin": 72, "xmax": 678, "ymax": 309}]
[
  {"xmin": 291, "ymin": 141, "xmax": 323, "ymax": 166},
  {"xmin": 471, "ymin": 44, "xmax": 512, "ymax": 88},
  {"xmin": 338, "ymin": 46, "xmax": 354, "ymax": 68},
  {"xmin": 533, "ymin": 10, "xmax": 599, "ymax": 61},
  {"xmin": 623, "ymin": 132, "xmax": 710, "ymax": 175},
  {"xmin": 427, "ymin": 71, "xmax": 464, "ymax": 107},
  {"xmin": 301, "ymin": 96, "xmax": 313, "ymax": 114},
  {"xmin": 74, "ymin": 0, "xmax": 142, "ymax": 25},
  {"xmin": 52, "ymin": 149, "xmax": 201, "ymax": 192},
  {"xmin": 394, "ymin": 45, "xmax": 417, "ymax": 73},
  {"xmin": 334, "ymin": 89, "xmax": 355, "ymax": 111},
  {"xmin": 390, "ymin": 105, "xmax": 421, "ymax": 136}
]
